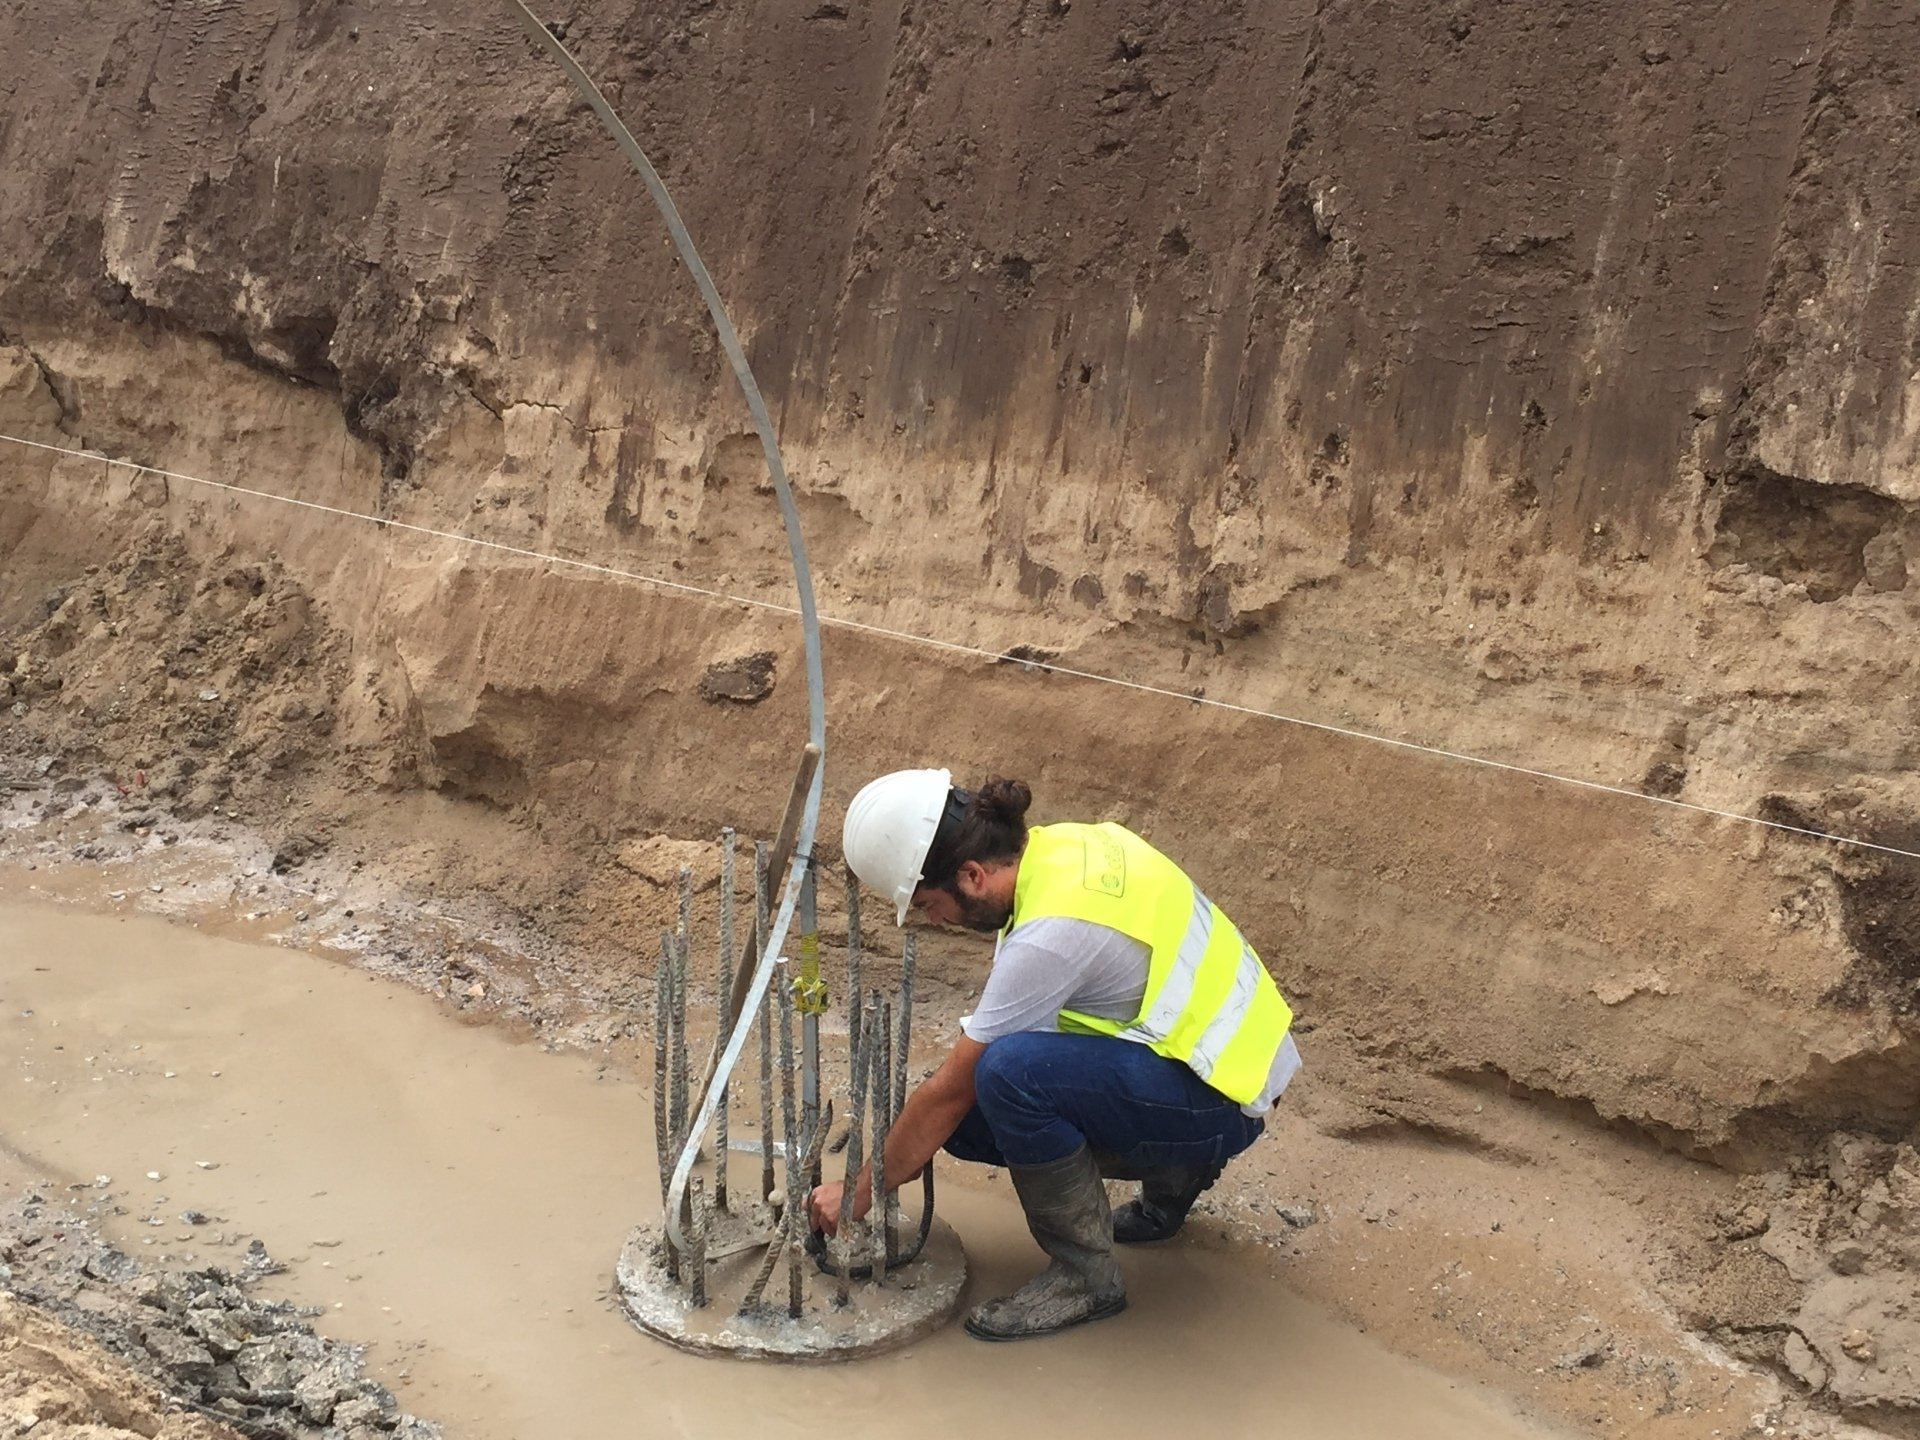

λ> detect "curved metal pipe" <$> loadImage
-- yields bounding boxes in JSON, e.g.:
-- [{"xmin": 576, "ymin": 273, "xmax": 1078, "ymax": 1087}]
[{"xmin": 499, "ymin": 1, "xmax": 828, "ymax": 1251}]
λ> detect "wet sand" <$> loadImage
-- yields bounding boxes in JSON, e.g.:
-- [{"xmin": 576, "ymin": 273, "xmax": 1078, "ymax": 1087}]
[{"xmin": 1, "ymin": 899, "xmax": 1570, "ymax": 1439}]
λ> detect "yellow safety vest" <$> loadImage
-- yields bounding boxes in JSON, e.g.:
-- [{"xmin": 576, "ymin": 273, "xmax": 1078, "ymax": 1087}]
[{"xmin": 1008, "ymin": 822, "xmax": 1293, "ymax": 1106}]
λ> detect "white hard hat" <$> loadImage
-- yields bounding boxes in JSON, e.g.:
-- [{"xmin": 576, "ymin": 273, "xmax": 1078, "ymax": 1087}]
[{"xmin": 842, "ymin": 768, "xmax": 954, "ymax": 925}]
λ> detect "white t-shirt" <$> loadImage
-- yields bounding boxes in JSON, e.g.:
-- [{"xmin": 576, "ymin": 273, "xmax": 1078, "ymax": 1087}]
[{"xmin": 960, "ymin": 914, "xmax": 1302, "ymax": 1116}]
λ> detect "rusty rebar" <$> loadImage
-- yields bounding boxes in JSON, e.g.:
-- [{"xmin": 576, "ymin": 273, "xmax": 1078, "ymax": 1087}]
[
  {"xmin": 894, "ymin": 931, "xmax": 916, "ymax": 1118},
  {"xmin": 682, "ymin": 945, "xmax": 698, "ymax": 1146},
  {"xmin": 713, "ymin": 746, "xmax": 822, "ymax": 1052},
  {"xmin": 775, "ymin": 960, "xmax": 804, "ymax": 1319},
  {"xmin": 833, "ymin": 993, "xmax": 874, "ymax": 1308},
  {"xmin": 755, "ymin": 840, "xmax": 775, "ymax": 1202},
  {"xmin": 737, "ymin": 1094, "xmax": 833, "ymax": 1316},
  {"xmin": 667, "ymin": 918, "xmax": 689, "ymax": 1166},
  {"xmin": 689, "ymin": 1175, "xmax": 709, "ymax": 1309},
  {"xmin": 870, "ymin": 995, "xmax": 892, "ymax": 1282},
  {"xmin": 845, "ymin": 863, "xmax": 863, "ymax": 1064},
  {"xmin": 653, "ymin": 928, "xmax": 678, "ymax": 1282},
  {"xmin": 653, "ymin": 930, "xmax": 672, "ymax": 1205},
  {"xmin": 715, "ymin": 827, "xmax": 735, "ymax": 1213}
]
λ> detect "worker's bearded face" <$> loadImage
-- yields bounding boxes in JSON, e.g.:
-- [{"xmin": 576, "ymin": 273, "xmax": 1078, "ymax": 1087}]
[{"xmin": 951, "ymin": 885, "xmax": 1012, "ymax": 934}]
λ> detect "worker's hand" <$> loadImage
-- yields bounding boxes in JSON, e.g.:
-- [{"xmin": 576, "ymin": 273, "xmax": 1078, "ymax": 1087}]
[
  {"xmin": 807, "ymin": 1181, "xmax": 844, "ymax": 1235},
  {"xmin": 807, "ymin": 1178, "xmax": 867, "ymax": 1236}
]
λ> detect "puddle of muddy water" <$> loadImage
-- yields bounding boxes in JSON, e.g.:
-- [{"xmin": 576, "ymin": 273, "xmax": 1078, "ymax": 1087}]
[{"xmin": 1, "ymin": 899, "xmax": 1574, "ymax": 1440}]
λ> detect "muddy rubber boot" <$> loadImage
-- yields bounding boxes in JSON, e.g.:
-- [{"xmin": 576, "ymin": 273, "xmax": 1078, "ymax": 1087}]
[
  {"xmin": 1110, "ymin": 1163, "xmax": 1221, "ymax": 1244},
  {"xmin": 964, "ymin": 1144, "xmax": 1128, "ymax": 1341}
]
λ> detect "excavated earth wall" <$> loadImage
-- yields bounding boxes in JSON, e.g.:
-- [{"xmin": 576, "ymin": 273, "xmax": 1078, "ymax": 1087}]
[{"xmin": 2, "ymin": 0, "xmax": 1919, "ymax": 1170}]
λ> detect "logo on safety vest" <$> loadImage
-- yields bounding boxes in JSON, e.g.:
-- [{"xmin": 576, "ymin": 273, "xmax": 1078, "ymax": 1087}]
[{"xmin": 1083, "ymin": 835, "xmax": 1126, "ymax": 896}]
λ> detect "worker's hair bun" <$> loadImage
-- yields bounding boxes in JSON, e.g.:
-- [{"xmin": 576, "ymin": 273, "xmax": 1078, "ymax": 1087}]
[
  {"xmin": 974, "ymin": 777, "xmax": 1032, "ymax": 824},
  {"xmin": 921, "ymin": 775, "xmax": 1032, "ymax": 885}
]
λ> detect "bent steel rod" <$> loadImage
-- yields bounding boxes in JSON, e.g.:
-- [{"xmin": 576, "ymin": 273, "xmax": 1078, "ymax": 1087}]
[{"xmin": 498, "ymin": 3, "xmax": 828, "ymax": 1254}]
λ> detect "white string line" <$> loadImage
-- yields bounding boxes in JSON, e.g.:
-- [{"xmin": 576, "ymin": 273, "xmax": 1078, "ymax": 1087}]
[{"xmin": 6, "ymin": 427, "xmax": 1917, "ymax": 863}]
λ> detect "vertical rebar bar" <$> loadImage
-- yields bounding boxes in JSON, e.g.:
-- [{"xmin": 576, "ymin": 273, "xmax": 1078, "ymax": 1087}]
[
  {"xmin": 833, "ymin": 994, "xmax": 874, "ymax": 1308},
  {"xmin": 842, "ymin": 864, "xmax": 864, "ymax": 1192},
  {"xmin": 655, "ymin": 929, "xmax": 680, "ymax": 1281},
  {"xmin": 715, "ymin": 828, "xmax": 735, "ymax": 1213},
  {"xmin": 738, "ymin": 1089, "xmax": 832, "ymax": 1317},
  {"xmin": 689, "ymin": 1175, "xmax": 709, "ymax": 1309},
  {"xmin": 755, "ymin": 840, "xmax": 775, "ymax": 1202},
  {"xmin": 895, "ymin": 932, "xmax": 916, "ymax": 1117},
  {"xmin": 675, "ymin": 860, "xmax": 695, "ymax": 1150},
  {"xmin": 869, "ymin": 995, "xmax": 892, "ymax": 1282},
  {"xmin": 844, "ymin": 863, "xmax": 863, "ymax": 1064},
  {"xmin": 667, "ymin": 922, "xmax": 689, "ymax": 1166},
  {"xmin": 798, "ymin": 861, "xmax": 821, "ymax": 1163},
  {"xmin": 654, "ymin": 930, "xmax": 672, "ymax": 1204},
  {"xmin": 775, "ymin": 959, "xmax": 804, "ymax": 1319},
  {"xmin": 891, "ymin": 937, "xmax": 916, "ymax": 1255},
  {"xmin": 786, "ymin": 1156, "xmax": 807, "ymax": 1319}
]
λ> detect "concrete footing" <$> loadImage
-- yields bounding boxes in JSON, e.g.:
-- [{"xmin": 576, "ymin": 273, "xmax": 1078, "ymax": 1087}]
[{"xmin": 615, "ymin": 1213, "xmax": 968, "ymax": 1362}]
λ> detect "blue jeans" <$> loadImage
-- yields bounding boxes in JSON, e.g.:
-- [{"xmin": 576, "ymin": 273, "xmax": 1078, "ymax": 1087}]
[{"xmin": 944, "ymin": 1031, "xmax": 1265, "ymax": 1170}]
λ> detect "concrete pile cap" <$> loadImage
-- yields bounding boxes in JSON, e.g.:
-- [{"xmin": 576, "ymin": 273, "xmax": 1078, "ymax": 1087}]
[{"xmin": 615, "ymin": 1216, "xmax": 967, "ymax": 1362}]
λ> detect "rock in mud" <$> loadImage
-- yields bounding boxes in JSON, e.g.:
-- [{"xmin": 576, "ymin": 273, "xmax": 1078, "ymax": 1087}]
[
  {"xmin": 698, "ymin": 651, "xmax": 776, "ymax": 705},
  {"xmin": 1783, "ymin": 1331, "xmax": 1829, "ymax": 1392},
  {"xmin": 333, "ymin": 1392, "xmax": 395, "ymax": 1430},
  {"xmin": 1828, "ymin": 1240, "xmax": 1871, "ymax": 1276},
  {"xmin": 270, "ymin": 830, "xmax": 329, "ymax": 873},
  {"xmin": 186, "ymin": 1306, "xmax": 252, "ymax": 1358},
  {"xmin": 138, "ymin": 1325, "xmax": 215, "ymax": 1382},
  {"xmin": 234, "ymin": 1336, "xmax": 301, "ymax": 1397},
  {"xmin": 1552, "ymin": 1330, "xmax": 1612, "ymax": 1370},
  {"xmin": 0, "ymin": 1187, "xmax": 440, "ymax": 1438},
  {"xmin": 82, "ymin": 1247, "xmax": 139, "ymax": 1284},
  {"xmin": 1719, "ymin": 1202, "xmax": 1771, "ymax": 1241},
  {"xmin": 293, "ymin": 1353, "xmax": 359, "ymax": 1425}
]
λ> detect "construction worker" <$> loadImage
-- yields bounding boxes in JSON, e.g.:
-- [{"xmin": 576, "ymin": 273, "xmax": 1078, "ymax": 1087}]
[{"xmin": 807, "ymin": 769, "xmax": 1300, "ymax": 1341}]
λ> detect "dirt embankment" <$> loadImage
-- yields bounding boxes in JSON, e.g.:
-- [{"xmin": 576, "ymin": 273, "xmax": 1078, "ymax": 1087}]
[
  {"xmin": 4, "ymin": 0, "xmax": 1918, "ymax": 1158},
  {"xmin": 1, "ymin": 2, "xmax": 1918, "ymax": 1423}
]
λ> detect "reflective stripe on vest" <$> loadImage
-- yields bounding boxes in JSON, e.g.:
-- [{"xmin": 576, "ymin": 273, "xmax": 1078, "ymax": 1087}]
[{"xmin": 1008, "ymin": 822, "xmax": 1293, "ymax": 1106}]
